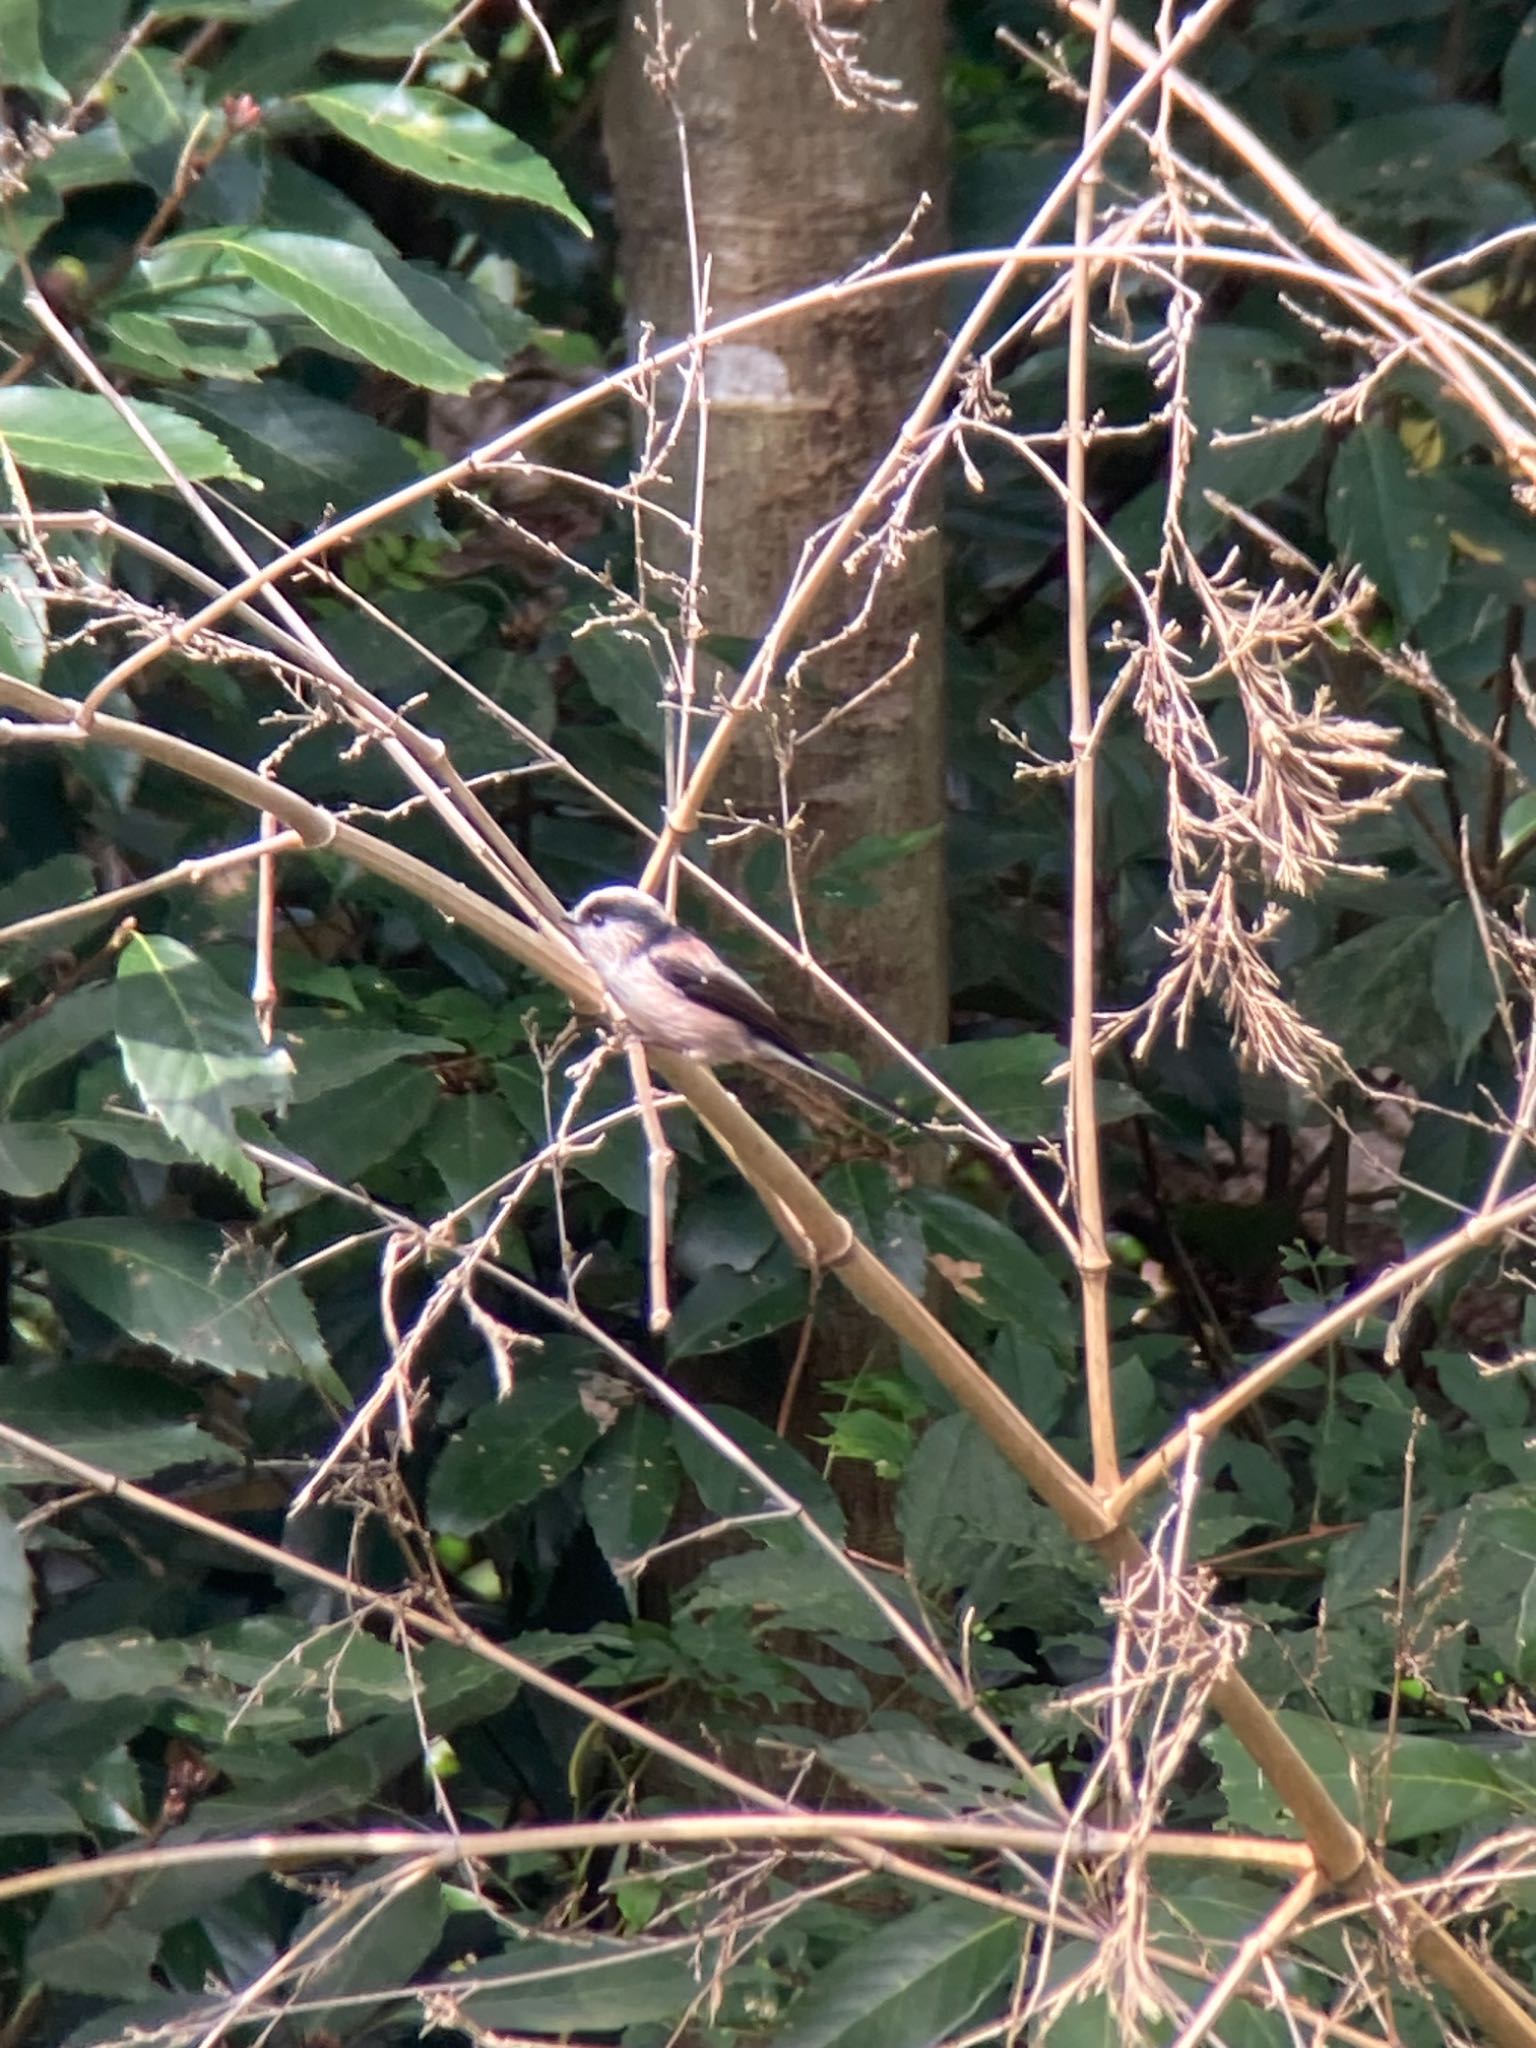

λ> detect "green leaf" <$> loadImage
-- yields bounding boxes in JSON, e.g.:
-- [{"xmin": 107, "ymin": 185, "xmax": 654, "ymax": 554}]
[
  {"xmin": 294, "ymin": 1869, "xmax": 445, "ymax": 2038},
  {"xmin": 280, "ymin": 1024, "xmax": 458, "ymax": 1102},
  {"xmin": 453, "ymin": 1931, "xmax": 703, "ymax": 2031},
  {"xmin": 29, "ymin": 1890, "xmax": 158, "ymax": 1998},
  {"xmin": 19, "ymin": 1219, "xmax": 334, "ymax": 1384},
  {"xmin": 666, "ymin": 1253, "xmax": 811, "ymax": 1359},
  {"xmin": 0, "ymin": 1361, "xmax": 240, "ymax": 1481},
  {"xmin": 0, "ymin": 854, "xmax": 97, "ymax": 984},
  {"xmin": 0, "ymin": 542, "xmax": 48, "ymax": 684},
  {"xmin": 0, "ymin": 0, "xmax": 65, "ymax": 98},
  {"xmin": 1302, "ymin": 105, "xmax": 1506, "ymax": 205},
  {"xmin": 276, "ymin": 1060, "xmax": 440, "ymax": 1185},
  {"xmin": 906, "ymin": 1188, "xmax": 1070, "ymax": 1339},
  {"xmin": 569, "ymin": 623, "xmax": 665, "ymax": 751},
  {"xmin": 301, "ymin": 84, "xmax": 590, "ymax": 232},
  {"xmin": 428, "ymin": 1380, "xmax": 605, "ymax": 1535},
  {"xmin": 205, "ymin": 0, "xmax": 457, "ymax": 97},
  {"xmin": 1502, "ymin": 788, "xmax": 1536, "ymax": 865},
  {"xmin": 674, "ymin": 1403, "xmax": 846, "ymax": 1546},
  {"xmin": 1431, "ymin": 902, "xmax": 1501, "ymax": 1074},
  {"xmin": 173, "ymin": 378, "xmax": 430, "ymax": 521},
  {"xmin": 919, "ymin": 1034, "xmax": 1060, "ymax": 1138},
  {"xmin": 1327, "ymin": 421, "xmax": 1449, "ymax": 626},
  {"xmin": 117, "ymin": 934, "xmax": 294, "ymax": 1203},
  {"xmin": 775, "ymin": 1897, "xmax": 1017, "ymax": 2048},
  {"xmin": 0, "ymin": 387, "xmax": 248, "ymax": 486},
  {"xmin": 582, "ymin": 1408, "xmax": 681, "ymax": 1589},
  {"xmin": 1208, "ymin": 1707, "xmax": 1515, "ymax": 1842},
  {"xmin": 37, "ymin": 0, "xmax": 128, "ymax": 93},
  {"xmin": 99, "ymin": 293, "xmax": 282, "ymax": 382},
  {"xmin": 423, "ymin": 1089, "xmax": 523, "ymax": 1219},
  {"xmin": 162, "ymin": 230, "xmax": 501, "ymax": 393},
  {"xmin": 1506, "ymin": 7, "xmax": 1536, "ymax": 147},
  {"xmin": 103, "ymin": 46, "xmax": 201, "ymax": 196},
  {"xmin": 67, "ymin": 1109, "xmax": 196, "ymax": 1167},
  {"xmin": 0, "ymin": 1120, "xmax": 78, "ymax": 1197},
  {"xmin": 0, "ymin": 984, "xmax": 116, "ymax": 1113},
  {"xmin": 0, "ymin": 1513, "xmax": 33, "ymax": 1679},
  {"xmin": 1295, "ymin": 915, "xmax": 1446, "ymax": 1080}
]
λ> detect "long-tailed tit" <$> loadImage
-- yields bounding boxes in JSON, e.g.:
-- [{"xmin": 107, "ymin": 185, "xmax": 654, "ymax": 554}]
[{"xmin": 569, "ymin": 885, "xmax": 923, "ymax": 1131}]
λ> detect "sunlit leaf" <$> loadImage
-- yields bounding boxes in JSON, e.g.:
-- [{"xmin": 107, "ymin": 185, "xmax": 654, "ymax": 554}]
[
  {"xmin": 117, "ymin": 934, "xmax": 293, "ymax": 1202},
  {"xmin": 19, "ymin": 1219, "xmax": 335, "ymax": 1386},
  {"xmin": 302, "ymin": 84, "xmax": 589, "ymax": 231},
  {"xmin": 160, "ymin": 230, "xmax": 501, "ymax": 392},
  {"xmin": 0, "ymin": 387, "xmax": 249, "ymax": 486}
]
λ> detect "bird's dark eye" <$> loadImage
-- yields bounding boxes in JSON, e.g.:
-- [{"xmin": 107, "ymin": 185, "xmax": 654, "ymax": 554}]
[{"xmin": 586, "ymin": 909, "xmax": 606, "ymax": 927}]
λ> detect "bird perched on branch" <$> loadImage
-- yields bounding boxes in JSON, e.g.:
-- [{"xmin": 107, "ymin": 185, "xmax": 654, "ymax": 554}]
[{"xmin": 568, "ymin": 885, "xmax": 926, "ymax": 1133}]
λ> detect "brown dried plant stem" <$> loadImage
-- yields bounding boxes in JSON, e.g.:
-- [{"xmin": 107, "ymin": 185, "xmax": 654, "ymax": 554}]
[
  {"xmin": 637, "ymin": 0, "xmax": 1242, "ymax": 896},
  {"xmin": 0, "ymin": 1812, "xmax": 1315, "ymax": 1915},
  {"xmin": 1063, "ymin": 0, "xmax": 1121, "ymax": 1495},
  {"xmin": 625, "ymin": 1038, "xmax": 676, "ymax": 1331},
  {"xmin": 1059, "ymin": 0, "xmax": 1536, "ymax": 479},
  {"xmin": 8, "ymin": 687, "xmax": 1536, "ymax": 2040}
]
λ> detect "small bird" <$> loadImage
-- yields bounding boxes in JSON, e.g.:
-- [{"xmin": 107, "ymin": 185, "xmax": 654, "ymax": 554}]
[{"xmin": 568, "ymin": 885, "xmax": 924, "ymax": 1132}]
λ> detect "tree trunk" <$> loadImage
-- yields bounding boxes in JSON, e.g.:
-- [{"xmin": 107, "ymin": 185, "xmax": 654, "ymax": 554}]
[{"xmin": 604, "ymin": 0, "xmax": 949, "ymax": 1060}]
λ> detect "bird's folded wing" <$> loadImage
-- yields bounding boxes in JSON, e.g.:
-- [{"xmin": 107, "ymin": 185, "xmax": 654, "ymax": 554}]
[{"xmin": 653, "ymin": 947, "xmax": 804, "ymax": 1060}]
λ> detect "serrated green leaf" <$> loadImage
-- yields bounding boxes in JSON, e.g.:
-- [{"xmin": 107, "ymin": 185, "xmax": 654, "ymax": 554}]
[
  {"xmin": 117, "ymin": 934, "xmax": 293, "ymax": 1201},
  {"xmin": 1327, "ymin": 421, "xmax": 1449, "ymax": 626},
  {"xmin": 0, "ymin": 543, "xmax": 48, "ymax": 684},
  {"xmin": 100, "ymin": 294, "xmax": 282, "ymax": 381},
  {"xmin": 277, "ymin": 1059, "xmax": 439, "ymax": 1184},
  {"xmin": 0, "ymin": 1119, "xmax": 78, "ymax": 1196},
  {"xmin": 919, "ymin": 1034, "xmax": 1060, "ymax": 1138},
  {"xmin": 0, "ymin": 984, "xmax": 116, "ymax": 1113},
  {"xmin": 0, "ymin": 854, "xmax": 97, "ymax": 984},
  {"xmin": 161, "ymin": 230, "xmax": 499, "ymax": 392},
  {"xmin": 581, "ymin": 1408, "xmax": 680, "ymax": 1591},
  {"xmin": 429, "ymin": 1380, "xmax": 604, "ymax": 1535},
  {"xmin": 907, "ymin": 1188, "xmax": 1070, "ymax": 1339},
  {"xmin": 453, "ymin": 1931, "xmax": 703, "ymax": 2031},
  {"xmin": 423, "ymin": 1088, "xmax": 523, "ymax": 1218},
  {"xmin": 775, "ymin": 1897, "xmax": 1017, "ymax": 2048},
  {"xmin": 674, "ymin": 1403, "xmax": 845, "ymax": 1546},
  {"xmin": 1208, "ymin": 1707, "xmax": 1515, "ymax": 1841},
  {"xmin": 29, "ymin": 1890, "xmax": 157, "ymax": 1998},
  {"xmin": 0, "ymin": 387, "xmax": 249, "ymax": 486},
  {"xmin": 1431, "ymin": 902, "xmax": 1501, "ymax": 1074},
  {"xmin": 293, "ymin": 1869, "xmax": 445, "ymax": 2038},
  {"xmin": 302, "ymin": 84, "xmax": 589, "ymax": 231},
  {"xmin": 1296, "ymin": 914, "xmax": 1446, "ymax": 1080},
  {"xmin": 0, "ymin": 1361, "xmax": 239, "ymax": 1481},
  {"xmin": 0, "ymin": 1513, "xmax": 33, "ymax": 1679},
  {"xmin": 666, "ymin": 1254, "xmax": 811, "ymax": 1359},
  {"xmin": 280, "ymin": 1024, "xmax": 458, "ymax": 1102},
  {"xmin": 173, "ymin": 377, "xmax": 429, "ymax": 521},
  {"xmin": 19, "ymin": 1218, "xmax": 334, "ymax": 1385}
]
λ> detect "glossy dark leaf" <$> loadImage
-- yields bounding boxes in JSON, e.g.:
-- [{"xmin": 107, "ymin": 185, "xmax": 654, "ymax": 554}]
[
  {"xmin": 1327, "ymin": 421, "xmax": 1448, "ymax": 624},
  {"xmin": 774, "ymin": 1897, "xmax": 1017, "ymax": 2048},
  {"xmin": 18, "ymin": 1219, "xmax": 334, "ymax": 1385},
  {"xmin": 116, "ymin": 933, "xmax": 293, "ymax": 1202},
  {"xmin": 428, "ymin": 1379, "xmax": 605, "ymax": 1535},
  {"xmin": 582, "ymin": 1406, "xmax": 680, "ymax": 1588},
  {"xmin": 0, "ymin": 1513, "xmax": 33, "ymax": 1679}
]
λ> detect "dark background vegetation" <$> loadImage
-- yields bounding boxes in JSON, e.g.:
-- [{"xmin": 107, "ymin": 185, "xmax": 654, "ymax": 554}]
[{"xmin": 6, "ymin": 0, "xmax": 1536, "ymax": 2042}]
